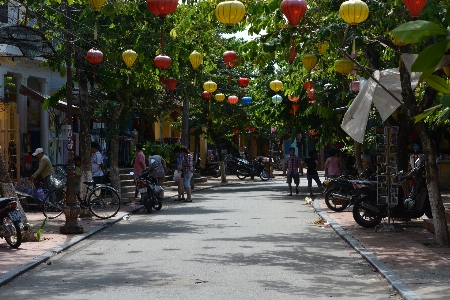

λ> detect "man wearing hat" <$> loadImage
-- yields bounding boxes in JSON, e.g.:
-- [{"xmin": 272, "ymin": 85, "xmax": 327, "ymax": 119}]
[
  {"xmin": 284, "ymin": 146, "xmax": 302, "ymax": 196},
  {"xmin": 30, "ymin": 148, "xmax": 54, "ymax": 192}
]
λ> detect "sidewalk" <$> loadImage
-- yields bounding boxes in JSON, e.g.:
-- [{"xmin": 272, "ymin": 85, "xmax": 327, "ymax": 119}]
[{"xmin": 1, "ymin": 170, "xmax": 450, "ymax": 299}]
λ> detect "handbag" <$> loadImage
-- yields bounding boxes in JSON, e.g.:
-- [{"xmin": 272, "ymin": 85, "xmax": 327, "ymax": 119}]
[{"xmin": 173, "ymin": 170, "xmax": 182, "ymax": 181}]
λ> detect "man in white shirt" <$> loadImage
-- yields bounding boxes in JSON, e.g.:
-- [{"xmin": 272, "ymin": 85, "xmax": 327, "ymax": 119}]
[{"xmin": 91, "ymin": 142, "xmax": 104, "ymax": 184}]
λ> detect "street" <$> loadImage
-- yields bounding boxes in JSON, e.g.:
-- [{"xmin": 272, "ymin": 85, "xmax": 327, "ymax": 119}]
[{"xmin": 0, "ymin": 180, "xmax": 400, "ymax": 299}]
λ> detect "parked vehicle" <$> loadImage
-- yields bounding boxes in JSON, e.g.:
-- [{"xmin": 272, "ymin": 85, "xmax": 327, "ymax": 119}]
[
  {"xmin": 0, "ymin": 197, "xmax": 23, "ymax": 248},
  {"xmin": 236, "ymin": 157, "xmax": 270, "ymax": 181},
  {"xmin": 352, "ymin": 158, "xmax": 432, "ymax": 228},
  {"xmin": 132, "ymin": 159, "xmax": 164, "ymax": 213},
  {"xmin": 195, "ymin": 158, "xmax": 221, "ymax": 178}
]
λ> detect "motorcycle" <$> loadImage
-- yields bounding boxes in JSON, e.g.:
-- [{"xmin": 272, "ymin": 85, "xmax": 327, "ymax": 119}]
[
  {"xmin": 195, "ymin": 158, "xmax": 221, "ymax": 178},
  {"xmin": 236, "ymin": 157, "xmax": 270, "ymax": 181},
  {"xmin": 323, "ymin": 165, "xmax": 377, "ymax": 212},
  {"xmin": 352, "ymin": 158, "xmax": 432, "ymax": 228},
  {"xmin": 0, "ymin": 197, "xmax": 23, "ymax": 248},
  {"xmin": 130, "ymin": 159, "xmax": 164, "ymax": 213}
]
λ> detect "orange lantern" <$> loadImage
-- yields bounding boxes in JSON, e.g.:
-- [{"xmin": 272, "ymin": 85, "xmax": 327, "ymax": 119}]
[
  {"xmin": 288, "ymin": 95, "xmax": 299, "ymax": 102},
  {"xmin": 303, "ymin": 81, "xmax": 314, "ymax": 93},
  {"xmin": 292, "ymin": 103, "xmax": 300, "ymax": 114},
  {"xmin": 228, "ymin": 95, "xmax": 239, "ymax": 104}
]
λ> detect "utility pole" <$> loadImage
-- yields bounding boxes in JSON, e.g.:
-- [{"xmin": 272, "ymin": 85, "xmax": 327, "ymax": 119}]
[{"xmin": 60, "ymin": 0, "xmax": 83, "ymax": 234}]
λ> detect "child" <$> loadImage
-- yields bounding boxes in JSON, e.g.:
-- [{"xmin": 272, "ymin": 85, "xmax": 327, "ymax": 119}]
[{"xmin": 74, "ymin": 156, "xmax": 82, "ymax": 195}]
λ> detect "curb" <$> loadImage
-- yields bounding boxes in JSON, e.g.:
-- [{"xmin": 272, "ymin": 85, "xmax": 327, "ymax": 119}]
[{"xmin": 313, "ymin": 198, "xmax": 421, "ymax": 300}]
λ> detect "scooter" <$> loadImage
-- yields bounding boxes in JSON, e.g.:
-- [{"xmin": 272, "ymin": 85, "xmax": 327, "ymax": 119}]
[
  {"xmin": 236, "ymin": 157, "xmax": 270, "ymax": 181},
  {"xmin": 195, "ymin": 158, "xmax": 221, "ymax": 178},
  {"xmin": 0, "ymin": 197, "xmax": 23, "ymax": 248},
  {"xmin": 352, "ymin": 158, "xmax": 432, "ymax": 228}
]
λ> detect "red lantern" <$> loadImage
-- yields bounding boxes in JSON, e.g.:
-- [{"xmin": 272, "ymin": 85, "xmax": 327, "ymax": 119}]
[
  {"xmin": 349, "ymin": 81, "xmax": 360, "ymax": 93},
  {"xmin": 202, "ymin": 91, "xmax": 211, "ymax": 100},
  {"xmin": 289, "ymin": 108, "xmax": 295, "ymax": 115},
  {"xmin": 228, "ymin": 95, "xmax": 239, "ymax": 105},
  {"xmin": 288, "ymin": 95, "xmax": 299, "ymax": 102},
  {"xmin": 280, "ymin": 0, "xmax": 307, "ymax": 28},
  {"xmin": 223, "ymin": 50, "xmax": 237, "ymax": 67},
  {"xmin": 154, "ymin": 54, "xmax": 171, "ymax": 69},
  {"xmin": 309, "ymin": 129, "xmax": 318, "ymax": 136},
  {"xmin": 238, "ymin": 77, "xmax": 249, "ymax": 87},
  {"xmin": 403, "ymin": 0, "xmax": 427, "ymax": 18},
  {"xmin": 303, "ymin": 81, "xmax": 314, "ymax": 93},
  {"xmin": 170, "ymin": 111, "xmax": 180, "ymax": 121},
  {"xmin": 86, "ymin": 48, "xmax": 103, "ymax": 65},
  {"xmin": 165, "ymin": 77, "xmax": 177, "ymax": 91},
  {"xmin": 146, "ymin": 0, "xmax": 178, "ymax": 19},
  {"xmin": 292, "ymin": 103, "xmax": 300, "ymax": 114},
  {"xmin": 233, "ymin": 129, "xmax": 239, "ymax": 135}
]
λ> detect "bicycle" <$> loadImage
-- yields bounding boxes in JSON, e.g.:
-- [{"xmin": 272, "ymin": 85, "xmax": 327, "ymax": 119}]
[{"xmin": 43, "ymin": 179, "xmax": 121, "ymax": 220}]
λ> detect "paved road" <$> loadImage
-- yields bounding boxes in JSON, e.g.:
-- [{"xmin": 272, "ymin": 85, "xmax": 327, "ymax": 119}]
[{"xmin": 0, "ymin": 180, "xmax": 401, "ymax": 299}]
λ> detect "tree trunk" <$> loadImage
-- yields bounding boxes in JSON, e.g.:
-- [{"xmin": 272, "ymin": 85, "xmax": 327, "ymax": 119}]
[
  {"xmin": 182, "ymin": 85, "xmax": 190, "ymax": 147},
  {"xmin": 354, "ymin": 141, "xmax": 362, "ymax": 174},
  {"xmin": 107, "ymin": 125, "xmax": 121, "ymax": 194}
]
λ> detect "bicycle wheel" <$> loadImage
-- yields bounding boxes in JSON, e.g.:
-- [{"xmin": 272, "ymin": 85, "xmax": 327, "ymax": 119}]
[
  {"xmin": 88, "ymin": 186, "xmax": 121, "ymax": 219},
  {"xmin": 43, "ymin": 189, "xmax": 65, "ymax": 219}
]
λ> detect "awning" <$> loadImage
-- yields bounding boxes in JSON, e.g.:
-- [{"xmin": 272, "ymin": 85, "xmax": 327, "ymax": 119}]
[{"xmin": 19, "ymin": 84, "xmax": 80, "ymax": 115}]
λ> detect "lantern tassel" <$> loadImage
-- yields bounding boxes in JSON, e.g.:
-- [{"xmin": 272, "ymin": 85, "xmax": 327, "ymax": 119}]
[
  {"xmin": 127, "ymin": 73, "xmax": 129, "ymax": 85},
  {"xmin": 352, "ymin": 36, "xmax": 356, "ymax": 56},
  {"xmin": 342, "ymin": 83, "xmax": 345, "ymax": 101},
  {"xmin": 94, "ymin": 18, "xmax": 98, "ymax": 40}
]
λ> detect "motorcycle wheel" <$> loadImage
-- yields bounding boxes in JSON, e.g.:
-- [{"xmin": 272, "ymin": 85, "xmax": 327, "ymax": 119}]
[
  {"xmin": 236, "ymin": 168, "xmax": 247, "ymax": 180},
  {"xmin": 260, "ymin": 169, "xmax": 270, "ymax": 181},
  {"xmin": 212, "ymin": 165, "xmax": 221, "ymax": 178},
  {"xmin": 324, "ymin": 186, "xmax": 350, "ymax": 212},
  {"xmin": 1, "ymin": 216, "xmax": 22, "ymax": 249},
  {"xmin": 153, "ymin": 197, "xmax": 162, "ymax": 211},
  {"xmin": 352, "ymin": 196, "xmax": 382, "ymax": 228}
]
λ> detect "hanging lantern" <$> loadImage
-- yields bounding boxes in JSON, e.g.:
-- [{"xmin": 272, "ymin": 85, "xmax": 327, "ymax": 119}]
[
  {"xmin": 339, "ymin": 0, "xmax": 369, "ymax": 26},
  {"xmin": 308, "ymin": 90, "xmax": 315, "ymax": 99},
  {"xmin": 280, "ymin": 0, "xmax": 307, "ymax": 29},
  {"xmin": 309, "ymin": 129, "xmax": 318, "ymax": 136},
  {"xmin": 165, "ymin": 77, "xmax": 178, "ymax": 91},
  {"xmin": 146, "ymin": 0, "xmax": 179, "ymax": 19},
  {"xmin": 223, "ymin": 50, "xmax": 238, "ymax": 67},
  {"xmin": 233, "ymin": 129, "xmax": 239, "ymax": 135},
  {"xmin": 288, "ymin": 39, "xmax": 297, "ymax": 64},
  {"xmin": 215, "ymin": 93, "xmax": 225, "ymax": 102},
  {"xmin": 215, "ymin": 0, "xmax": 246, "ymax": 27},
  {"xmin": 122, "ymin": 49, "xmax": 137, "ymax": 68},
  {"xmin": 88, "ymin": 0, "xmax": 106, "ymax": 40},
  {"xmin": 242, "ymin": 96, "xmax": 252, "ymax": 105},
  {"xmin": 86, "ymin": 48, "xmax": 103, "ymax": 65},
  {"xmin": 154, "ymin": 54, "xmax": 171, "ymax": 69},
  {"xmin": 302, "ymin": 54, "xmax": 317, "ymax": 72},
  {"xmin": 316, "ymin": 41, "xmax": 329, "ymax": 55},
  {"xmin": 269, "ymin": 80, "xmax": 283, "ymax": 92},
  {"xmin": 189, "ymin": 50, "xmax": 203, "ymax": 70},
  {"xmin": 170, "ymin": 111, "xmax": 180, "ymax": 121},
  {"xmin": 303, "ymin": 81, "xmax": 315, "ymax": 93},
  {"xmin": 292, "ymin": 103, "xmax": 300, "ymax": 114},
  {"xmin": 203, "ymin": 80, "xmax": 217, "ymax": 93},
  {"xmin": 349, "ymin": 80, "xmax": 360, "ymax": 92},
  {"xmin": 228, "ymin": 95, "xmax": 239, "ymax": 105},
  {"xmin": 334, "ymin": 58, "xmax": 354, "ymax": 75},
  {"xmin": 443, "ymin": 65, "xmax": 450, "ymax": 77},
  {"xmin": 238, "ymin": 77, "xmax": 249, "ymax": 87},
  {"xmin": 272, "ymin": 94, "xmax": 283, "ymax": 104},
  {"xmin": 289, "ymin": 108, "xmax": 295, "ymax": 115},
  {"xmin": 202, "ymin": 91, "xmax": 212, "ymax": 100},
  {"xmin": 288, "ymin": 95, "xmax": 299, "ymax": 102},
  {"xmin": 403, "ymin": 0, "xmax": 427, "ymax": 18}
]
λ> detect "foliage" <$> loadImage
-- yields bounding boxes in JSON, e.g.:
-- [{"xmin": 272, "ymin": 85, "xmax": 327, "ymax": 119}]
[
  {"xmin": 143, "ymin": 142, "xmax": 181, "ymax": 163},
  {"xmin": 36, "ymin": 217, "xmax": 48, "ymax": 242}
]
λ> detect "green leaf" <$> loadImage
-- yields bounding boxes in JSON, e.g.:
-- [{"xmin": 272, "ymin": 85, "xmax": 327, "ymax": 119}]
[
  {"xmin": 391, "ymin": 21, "xmax": 448, "ymax": 44},
  {"xmin": 418, "ymin": 68, "xmax": 434, "ymax": 83},
  {"xmin": 435, "ymin": 107, "xmax": 450, "ymax": 123},
  {"xmin": 412, "ymin": 41, "xmax": 449, "ymax": 72},
  {"xmin": 109, "ymin": 23, "xmax": 115, "ymax": 29},
  {"xmin": 411, "ymin": 104, "xmax": 442, "ymax": 123},
  {"xmin": 440, "ymin": 93, "xmax": 450, "ymax": 107},
  {"xmin": 426, "ymin": 75, "xmax": 450, "ymax": 93}
]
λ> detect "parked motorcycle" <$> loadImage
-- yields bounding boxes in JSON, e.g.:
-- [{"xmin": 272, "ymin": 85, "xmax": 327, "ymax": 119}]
[
  {"xmin": 323, "ymin": 165, "xmax": 377, "ymax": 212},
  {"xmin": 0, "ymin": 197, "xmax": 23, "ymax": 248},
  {"xmin": 130, "ymin": 159, "xmax": 164, "ymax": 213},
  {"xmin": 195, "ymin": 158, "xmax": 221, "ymax": 178},
  {"xmin": 352, "ymin": 158, "xmax": 432, "ymax": 228},
  {"xmin": 236, "ymin": 157, "xmax": 270, "ymax": 181}
]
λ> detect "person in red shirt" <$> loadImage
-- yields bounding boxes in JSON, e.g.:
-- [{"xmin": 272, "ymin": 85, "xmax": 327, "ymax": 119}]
[
  {"xmin": 285, "ymin": 147, "xmax": 301, "ymax": 196},
  {"xmin": 133, "ymin": 143, "xmax": 146, "ymax": 198}
]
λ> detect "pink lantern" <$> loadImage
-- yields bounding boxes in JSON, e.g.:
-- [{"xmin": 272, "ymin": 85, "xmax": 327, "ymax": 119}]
[{"xmin": 349, "ymin": 81, "xmax": 360, "ymax": 93}]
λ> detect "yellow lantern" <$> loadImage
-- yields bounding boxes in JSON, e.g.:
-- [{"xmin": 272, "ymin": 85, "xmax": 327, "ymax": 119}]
[
  {"xmin": 189, "ymin": 50, "xmax": 203, "ymax": 70},
  {"xmin": 334, "ymin": 58, "xmax": 354, "ymax": 75},
  {"xmin": 443, "ymin": 66, "xmax": 450, "ymax": 77},
  {"xmin": 269, "ymin": 80, "xmax": 283, "ymax": 92},
  {"xmin": 215, "ymin": 93, "xmax": 225, "ymax": 102},
  {"xmin": 215, "ymin": 0, "xmax": 246, "ymax": 27},
  {"xmin": 122, "ymin": 49, "xmax": 137, "ymax": 68},
  {"xmin": 316, "ymin": 42, "xmax": 329, "ymax": 55},
  {"xmin": 302, "ymin": 54, "xmax": 317, "ymax": 72},
  {"xmin": 204, "ymin": 80, "xmax": 217, "ymax": 93},
  {"xmin": 89, "ymin": 0, "xmax": 106, "ymax": 12},
  {"xmin": 339, "ymin": 0, "xmax": 369, "ymax": 26}
]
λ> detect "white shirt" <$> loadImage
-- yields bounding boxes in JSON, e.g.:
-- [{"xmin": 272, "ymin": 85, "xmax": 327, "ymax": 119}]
[{"xmin": 91, "ymin": 151, "xmax": 104, "ymax": 176}]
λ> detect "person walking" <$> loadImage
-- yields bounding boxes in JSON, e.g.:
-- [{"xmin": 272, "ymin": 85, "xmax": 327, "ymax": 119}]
[
  {"xmin": 303, "ymin": 150, "xmax": 323, "ymax": 198},
  {"xmin": 173, "ymin": 146, "xmax": 185, "ymax": 201},
  {"xmin": 181, "ymin": 146, "xmax": 194, "ymax": 202},
  {"xmin": 325, "ymin": 149, "xmax": 344, "ymax": 179},
  {"xmin": 285, "ymin": 147, "xmax": 301, "ymax": 196},
  {"xmin": 30, "ymin": 147, "xmax": 54, "ymax": 192},
  {"xmin": 91, "ymin": 142, "xmax": 104, "ymax": 184},
  {"xmin": 133, "ymin": 143, "xmax": 146, "ymax": 198}
]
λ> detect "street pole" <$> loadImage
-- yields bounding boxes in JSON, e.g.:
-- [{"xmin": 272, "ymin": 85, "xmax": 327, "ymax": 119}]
[{"xmin": 60, "ymin": 0, "xmax": 83, "ymax": 234}]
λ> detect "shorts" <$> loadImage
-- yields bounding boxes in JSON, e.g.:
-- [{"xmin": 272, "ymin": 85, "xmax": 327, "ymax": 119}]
[
  {"xmin": 183, "ymin": 172, "xmax": 193, "ymax": 189},
  {"xmin": 286, "ymin": 173, "xmax": 299, "ymax": 185}
]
